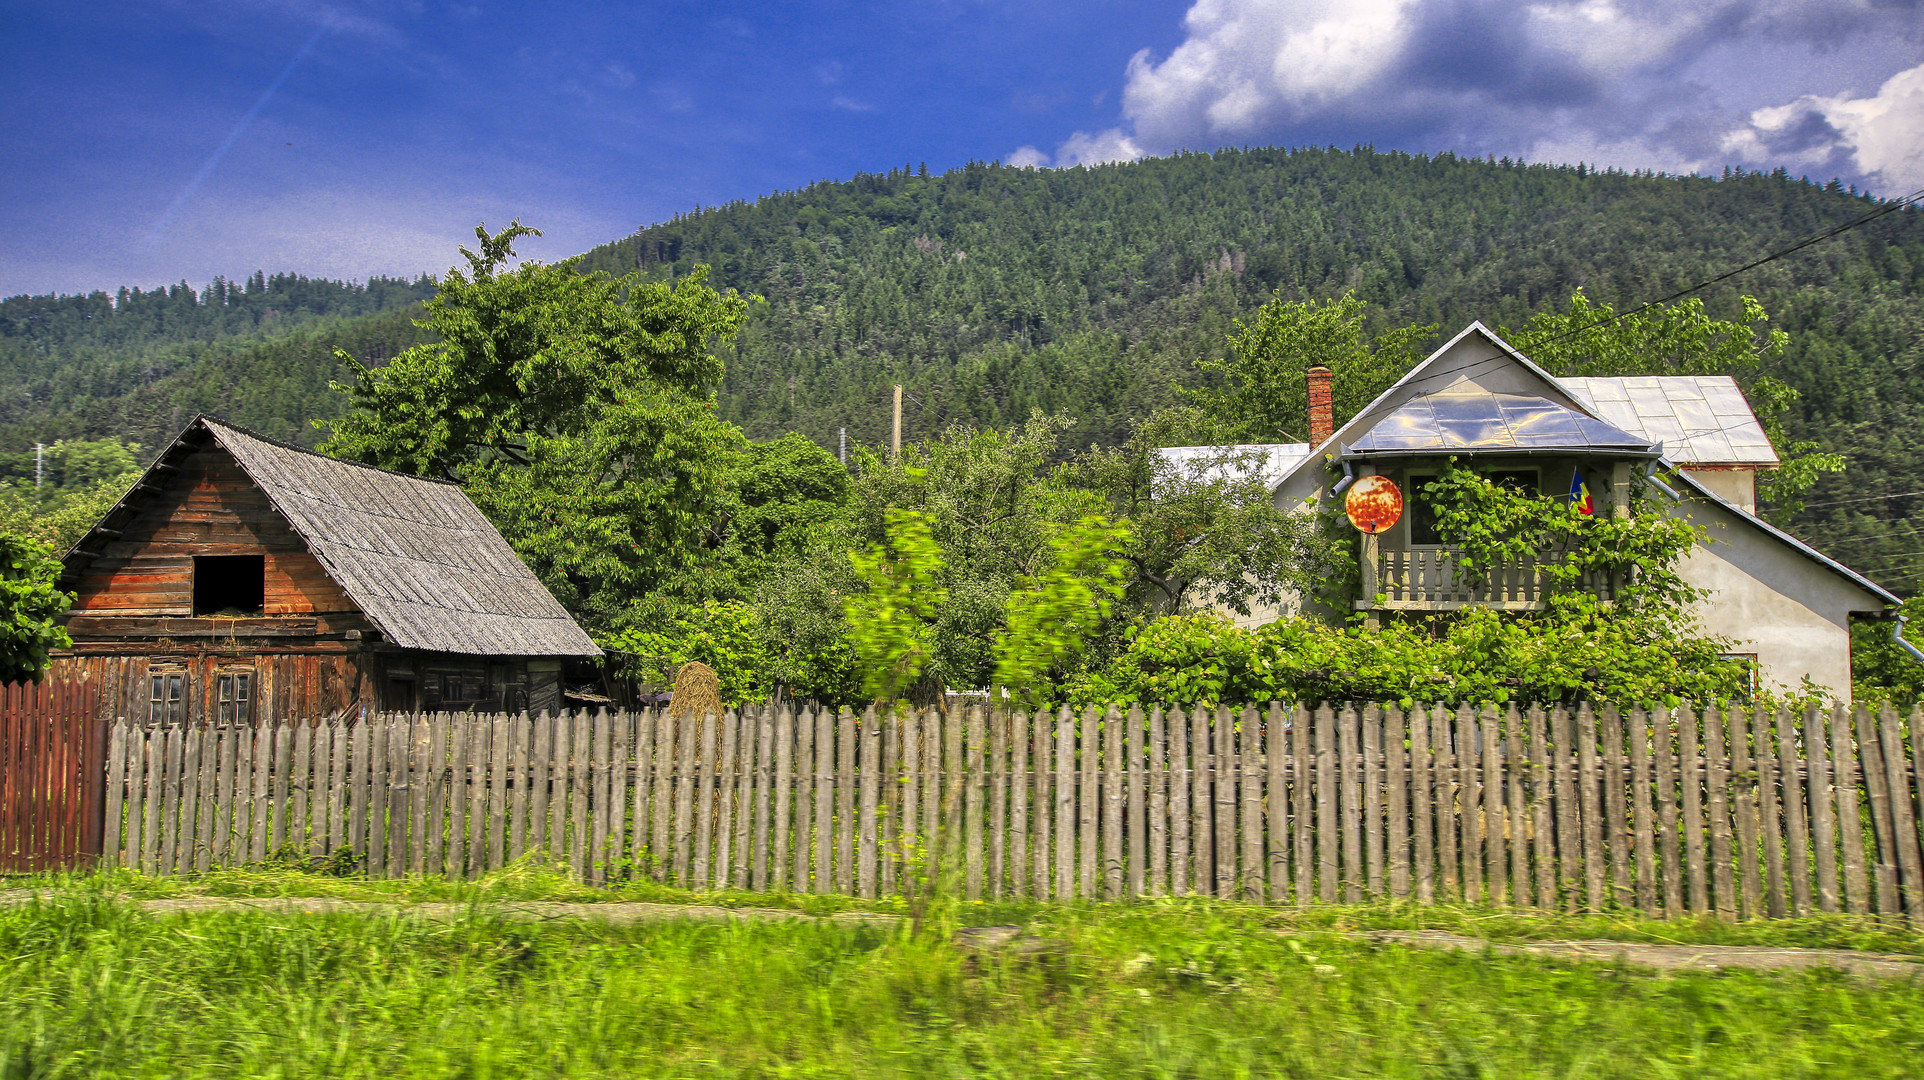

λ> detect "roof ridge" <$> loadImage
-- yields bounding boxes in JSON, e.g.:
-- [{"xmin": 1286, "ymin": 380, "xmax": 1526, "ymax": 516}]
[{"xmin": 197, "ymin": 416, "xmax": 462, "ymax": 488}]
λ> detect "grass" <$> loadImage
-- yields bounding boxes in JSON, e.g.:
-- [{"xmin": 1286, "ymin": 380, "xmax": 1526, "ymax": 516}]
[
  {"xmin": 0, "ymin": 872, "xmax": 1919, "ymax": 1077},
  {"xmin": 12, "ymin": 862, "xmax": 1924, "ymax": 954}
]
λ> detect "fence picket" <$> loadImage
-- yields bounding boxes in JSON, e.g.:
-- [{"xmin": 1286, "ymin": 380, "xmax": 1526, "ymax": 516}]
[
  {"xmin": 653, "ymin": 710, "xmax": 676, "ymax": 882},
  {"xmin": 1149, "ymin": 707, "xmax": 1167, "ymax": 899},
  {"xmin": 1705, "ymin": 706, "xmax": 1737, "ymax": 920},
  {"xmin": 1410, "ymin": 705, "xmax": 1434, "ymax": 905},
  {"xmin": 1805, "ymin": 706, "xmax": 1840, "ymax": 913},
  {"xmin": 771, "ymin": 707, "xmax": 794, "ymax": 892},
  {"xmin": 1731, "ymin": 707, "xmax": 1763, "ymax": 920},
  {"xmin": 1776, "ymin": 707, "xmax": 1811, "ymax": 915},
  {"xmin": 1575, "ymin": 704, "xmax": 1604, "ymax": 911},
  {"xmin": 1030, "ymin": 709, "xmax": 1051, "ymax": 899},
  {"xmin": 1270, "ymin": 703, "xmax": 1294, "ymax": 903},
  {"xmin": 1876, "ymin": 705, "xmax": 1923, "ymax": 928},
  {"xmin": 1056, "ymin": 707, "xmax": 1076, "ymax": 899},
  {"xmin": 1339, "ymin": 705, "xmax": 1364, "ymax": 903},
  {"xmin": 1855, "ymin": 704, "xmax": 1900, "ymax": 918},
  {"xmin": 863, "ymin": 707, "xmax": 885, "ymax": 899},
  {"xmin": 1187, "ymin": 707, "xmax": 1210, "ymax": 898},
  {"xmin": 967, "ymin": 707, "xmax": 986, "ymax": 901},
  {"xmin": 1108, "ymin": 706, "xmax": 1128, "ymax": 901},
  {"xmin": 1317, "ymin": 705, "xmax": 1338, "ymax": 903},
  {"xmin": 1131, "ymin": 705, "xmax": 1149, "ymax": 900},
  {"xmin": 836, "ymin": 709, "xmax": 857, "ymax": 895},
  {"xmin": 1387, "ymin": 706, "xmax": 1410, "ymax": 901},
  {"xmin": 1456, "ymin": 705, "xmax": 1481, "ymax": 906},
  {"xmin": 1753, "ymin": 707, "xmax": 1786, "ymax": 918},
  {"xmin": 1601, "ymin": 707, "xmax": 1629, "ymax": 910},
  {"xmin": 1240, "ymin": 706, "xmax": 1263, "ymax": 902},
  {"xmin": 713, "ymin": 710, "xmax": 739, "ymax": 891},
  {"xmin": 992, "ymin": 708, "xmax": 1010, "ymax": 899},
  {"xmin": 1835, "ymin": 705, "xmax": 1877, "ymax": 916},
  {"xmin": 1481, "ymin": 705, "xmax": 1506, "ymax": 907},
  {"xmin": 364, "ymin": 719, "xmax": 385, "ymax": 875},
  {"xmin": 1168, "ymin": 708, "xmax": 1189, "ymax": 898},
  {"xmin": 1433, "ymin": 706, "xmax": 1458, "ymax": 902}
]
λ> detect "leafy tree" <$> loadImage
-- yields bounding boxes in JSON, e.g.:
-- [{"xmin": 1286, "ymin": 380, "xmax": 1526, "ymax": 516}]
[
  {"xmin": 1183, "ymin": 291, "xmax": 1435, "ymax": 442},
  {"xmin": 1068, "ymin": 406, "xmax": 1349, "ymax": 617},
  {"xmin": 992, "ymin": 515, "xmax": 1130, "ymax": 707},
  {"xmin": 322, "ymin": 222, "xmax": 754, "ymax": 627},
  {"xmin": 1505, "ymin": 291, "xmax": 1844, "ymax": 525},
  {"xmin": 843, "ymin": 509, "xmax": 948, "ymax": 705},
  {"xmin": 0, "ymin": 438, "xmax": 144, "ymax": 553},
  {"xmin": 0, "ymin": 534, "xmax": 72, "ymax": 682}
]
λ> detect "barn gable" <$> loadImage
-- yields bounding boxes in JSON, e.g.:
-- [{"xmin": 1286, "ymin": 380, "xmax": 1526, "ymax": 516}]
[{"xmin": 61, "ymin": 417, "xmax": 598, "ymax": 658}]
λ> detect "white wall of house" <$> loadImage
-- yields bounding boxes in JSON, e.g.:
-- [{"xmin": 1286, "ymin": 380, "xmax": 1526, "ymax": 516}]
[
  {"xmin": 1673, "ymin": 491, "xmax": 1880, "ymax": 697},
  {"xmin": 1679, "ymin": 467, "xmax": 1757, "ymax": 514}
]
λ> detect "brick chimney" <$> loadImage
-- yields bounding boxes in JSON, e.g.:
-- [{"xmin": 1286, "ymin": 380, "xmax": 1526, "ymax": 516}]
[{"xmin": 1306, "ymin": 366, "xmax": 1335, "ymax": 447}]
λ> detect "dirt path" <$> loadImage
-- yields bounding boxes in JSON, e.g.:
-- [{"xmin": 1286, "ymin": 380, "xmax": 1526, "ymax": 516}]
[
  {"xmin": 1353, "ymin": 929, "xmax": 1924, "ymax": 980},
  {"xmin": 5, "ymin": 894, "xmax": 1918, "ymax": 977}
]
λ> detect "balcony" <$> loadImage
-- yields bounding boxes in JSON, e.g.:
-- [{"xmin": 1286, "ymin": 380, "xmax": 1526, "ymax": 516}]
[{"xmin": 1362, "ymin": 548, "xmax": 1618, "ymax": 611}]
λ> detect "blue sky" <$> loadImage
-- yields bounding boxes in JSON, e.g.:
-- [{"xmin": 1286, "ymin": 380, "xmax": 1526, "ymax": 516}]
[{"xmin": 3, "ymin": 1, "xmax": 1920, "ymax": 298}]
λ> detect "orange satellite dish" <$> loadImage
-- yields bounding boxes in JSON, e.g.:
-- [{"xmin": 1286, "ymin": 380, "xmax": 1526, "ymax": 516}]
[{"xmin": 1344, "ymin": 475, "xmax": 1404, "ymax": 534}]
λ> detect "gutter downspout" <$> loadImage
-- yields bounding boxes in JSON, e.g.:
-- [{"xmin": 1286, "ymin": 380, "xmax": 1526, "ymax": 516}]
[
  {"xmin": 1893, "ymin": 614, "xmax": 1924, "ymax": 665},
  {"xmin": 1330, "ymin": 447, "xmax": 1356, "ymax": 495}
]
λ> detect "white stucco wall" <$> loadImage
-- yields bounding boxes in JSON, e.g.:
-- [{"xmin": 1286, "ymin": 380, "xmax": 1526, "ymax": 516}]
[
  {"xmin": 1674, "ymin": 492, "xmax": 1884, "ymax": 697},
  {"xmin": 1679, "ymin": 467, "xmax": 1756, "ymax": 514}
]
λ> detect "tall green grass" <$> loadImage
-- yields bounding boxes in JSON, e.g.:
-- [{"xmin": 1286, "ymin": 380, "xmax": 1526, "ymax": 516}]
[{"xmin": 0, "ymin": 888, "xmax": 1917, "ymax": 1078}]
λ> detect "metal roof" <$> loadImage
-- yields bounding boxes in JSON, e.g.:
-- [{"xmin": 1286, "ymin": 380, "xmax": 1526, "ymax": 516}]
[
  {"xmin": 66, "ymin": 417, "xmax": 600, "ymax": 657},
  {"xmin": 1563, "ymin": 376, "xmax": 1779, "ymax": 466},
  {"xmin": 1346, "ymin": 377, "xmax": 1659, "ymax": 456},
  {"xmin": 1156, "ymin": 443, "xmax": 1311, "ymax": 491}
]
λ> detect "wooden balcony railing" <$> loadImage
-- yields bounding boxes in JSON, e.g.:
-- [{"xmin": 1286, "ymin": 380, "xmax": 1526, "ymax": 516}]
[{"xmin": 1364, "ymin": 548, "xmax": 1617, "ymax": 611}]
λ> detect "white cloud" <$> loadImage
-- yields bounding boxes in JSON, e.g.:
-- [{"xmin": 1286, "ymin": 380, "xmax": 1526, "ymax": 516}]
[
  {"xmin": 1726, "ymin": 62, "xmax": 1924, "ymax": 194},
  {"xmin": 1028, "ymin": 0, "xmax": 1923, "ymax": 187},
  {"xmin": 1007, "ymin": 145, "xmax": 1050, "ymax": 168},
  {"xmin": 830, "ymin": 95, "xmax": 875, "ymax": 113}
]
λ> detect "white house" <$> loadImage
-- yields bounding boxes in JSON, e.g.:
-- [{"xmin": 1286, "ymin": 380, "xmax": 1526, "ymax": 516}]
[{"xmin": 1166, "ymin": 322, "xmax": 1899, "ymax": 697}]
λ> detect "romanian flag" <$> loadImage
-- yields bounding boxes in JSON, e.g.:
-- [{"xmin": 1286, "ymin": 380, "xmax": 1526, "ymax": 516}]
[{"xmin": 1568, "ymin": 469, "xmax": 1595, "ymax": 518}]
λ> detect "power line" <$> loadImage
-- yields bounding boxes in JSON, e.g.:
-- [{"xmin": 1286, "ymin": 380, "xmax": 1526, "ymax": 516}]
[
  {"xmin": 1518, "ymin": 185, "xmax": 1924, "ymax": 349},
  {"xmin": 1800, "ymin": 488, "xmax": 1924, "ymax": 509}
]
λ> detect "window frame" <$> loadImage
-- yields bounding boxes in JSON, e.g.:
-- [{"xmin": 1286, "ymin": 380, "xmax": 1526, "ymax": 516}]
[{"xmin": 149, "ymin": 667, "xmax": 187, "ymax": 727}]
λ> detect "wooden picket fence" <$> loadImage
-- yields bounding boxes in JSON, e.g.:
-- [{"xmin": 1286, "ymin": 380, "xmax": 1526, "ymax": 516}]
[{"xmin": 102, "ymin": 702, "xmax": 1924, "ymax": 923}]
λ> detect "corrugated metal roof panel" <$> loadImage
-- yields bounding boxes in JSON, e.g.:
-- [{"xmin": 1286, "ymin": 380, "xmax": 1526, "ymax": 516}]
[{"xmin": 1563, "ymin": 376, "xmax": 1779, "ymax": 466}]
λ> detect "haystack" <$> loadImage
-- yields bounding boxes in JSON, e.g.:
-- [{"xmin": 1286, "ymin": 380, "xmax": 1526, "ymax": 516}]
[{"xmin": 666, "ymin": 661, "xmax": 724, "ymax": 720}]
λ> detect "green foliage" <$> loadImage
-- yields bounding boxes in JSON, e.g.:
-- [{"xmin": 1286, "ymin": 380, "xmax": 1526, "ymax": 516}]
[
  {"xmin": 992, "ymin": 515, "xmax": 1131, "ymax": 707},
  {"xmin": 1186, "ymin": 291, "xmax": 1435, "ymax": 440},
  {"xmin": 1506, "ymin": 290, "xmax": 1847, "ymax": 526},
  {"xmin": 322, "ymin": 222, "xmax": 754, "ymax": 628},
  {"xmin": 599, "ymin": 601, "xmax": 768, "ymax": 706},
  {"xmin": 1072, "ymin": 609, "xmax": 1748, "ymax": 710},
  {"xmin": 844, "ymin": 509, "xmax": 947, "ymax": 704},
  {"xmin": 0, "ymin": 437, "xmax": 143, "ymax": 553},
  {"xmin": 1852, "ymin": 595, "xmax": 1924, "ymax": 706},
  {"xmin": 1418, "ymin": 463, "xmax": 1704, "ymax": 611},
  {"xmin": 1067, "ymin": 408, "xmax": 1350, "ymax": 617},
  {"xmin": 0, "ymin": 533, "xmax": 72, "ymax": 681}
]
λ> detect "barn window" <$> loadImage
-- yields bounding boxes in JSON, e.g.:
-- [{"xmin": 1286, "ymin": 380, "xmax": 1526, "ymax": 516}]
[
  {"xmin": 217, "ymin": 672, "xmax": 253, "ymax": 724},
  {"xmin": 193, "ymin": 555, "xmax": 265, "ymax": 615},
  {"xmin": 149, "ymin": 671, "xmax": 186, "ymax": 726}
]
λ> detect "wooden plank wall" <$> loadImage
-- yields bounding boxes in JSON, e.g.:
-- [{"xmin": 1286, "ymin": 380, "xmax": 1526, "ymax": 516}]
[
  {"xmin": 100, "ymin": 702, "xmax": 1924, "ymax": 923},
  {"xmin": 0, "ymin": 680, "xmax": 106, "ymax": 871}
]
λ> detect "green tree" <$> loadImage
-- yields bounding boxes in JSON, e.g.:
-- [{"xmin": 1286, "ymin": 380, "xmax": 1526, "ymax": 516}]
[
  {"xmin": 322, "ymin": 222, "xmax": 754, "ymax": 627},
  {"xmin": 993, "ymin": 515, "xmax": 1131, "ymax": 707},
  {"xmin": 1506, "ymin": 291, "xmax": 1844, "ymax": 525},
  {"xmin": 1069, "ymin": 406, "xmax": 1350, "ymax": 617},
  {"xmin": 1185, "ymin": 291, "xmax": 1435, "ymax": 442},
  {"xmin": 0, "ymin": 534, "xmax": 72, "ymax": 682}
]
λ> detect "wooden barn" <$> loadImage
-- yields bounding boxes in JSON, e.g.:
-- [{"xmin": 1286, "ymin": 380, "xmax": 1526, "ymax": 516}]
[{"xmin": 50, "ymin": 416, "xmax": 600, "ymax": 724}]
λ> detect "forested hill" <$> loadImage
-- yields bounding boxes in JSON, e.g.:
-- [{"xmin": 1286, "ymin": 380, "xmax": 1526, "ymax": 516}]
[
  {"xmin": 5, "ymin": 148, "xmax": 1924, "ymax": 580},
  {"xmin": 574, "ymin": 148, "xmax": 1924, "ymax": 581},
  {"xmin": 0, "ymin": 272, "xmax": 436, "ymax": 451}
]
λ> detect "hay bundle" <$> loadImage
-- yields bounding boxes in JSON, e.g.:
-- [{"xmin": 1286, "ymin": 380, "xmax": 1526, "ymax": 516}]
[{"xmin": 666, "ymin": 661, "xmax": 724, "ymax": 720}]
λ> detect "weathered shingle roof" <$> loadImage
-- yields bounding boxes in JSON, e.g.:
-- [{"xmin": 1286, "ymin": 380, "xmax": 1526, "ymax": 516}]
[
  {"xmin": 1562, "ymin": 376, "xmax": 1779, "ymax": 466},
  {"xmin": 69, "ymin": 417, "xmax": 599, "ymax": 657}
]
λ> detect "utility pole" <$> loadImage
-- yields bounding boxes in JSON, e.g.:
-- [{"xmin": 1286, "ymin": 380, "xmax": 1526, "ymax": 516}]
[
  {"xmin": 838, "ymin": 427, "xmax": 847, "ymax": 465},
  {"xmin": 891, "ymin": 385, "xmax": 903, "ymax": 457},
  {"xmin": 33, "ymin": 443, "xmax": 42, "ymax": 489}
]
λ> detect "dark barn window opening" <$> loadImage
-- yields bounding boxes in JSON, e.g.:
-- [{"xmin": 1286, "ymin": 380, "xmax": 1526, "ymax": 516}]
[{"xmin": 193, "ymin": 555, "xmax": 265, "ymax": 615}]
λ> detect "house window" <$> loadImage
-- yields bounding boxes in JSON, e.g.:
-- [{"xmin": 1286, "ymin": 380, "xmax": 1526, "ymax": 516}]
[
  {"xmin": 193, "ymin": 555, "xmax": 265, "ymax": 615},
  {"xmin": 1408, "ymin": 469, "xmax": 1540, "ymax": 546},
  {"xmin": 440, "ymin": 670, "xmax": 487, "ymax": 703},
  {"xmin": 149, "ymin": 671, "xmax": 187, "ymax": 726},
  {"xmin": 217, "ymin": 672, "xmax": 253, "ymax": 724},
  {"xmin": 1720, "ymin": 653, "xmax": 1759, "ymax": 701}
]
